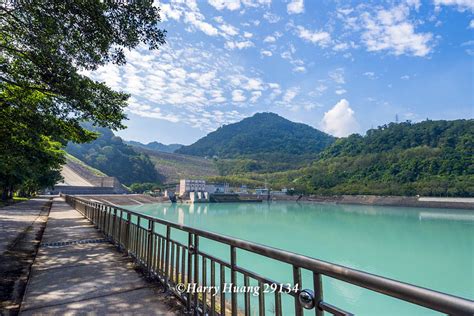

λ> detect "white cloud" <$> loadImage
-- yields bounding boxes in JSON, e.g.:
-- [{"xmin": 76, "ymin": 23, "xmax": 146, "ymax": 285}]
[
  {"xmin": 293, "ymin": 66, "xmax": 306, "ymax": 73},
  {"xmin": 329, "ymin": 68, "xmax": 345, "ymax": 84},
  {"xmin": 93, "ymin": 64, "xmax": 122, "ymax": 89},
  {"xmin": 264, "ymin": 35, "xmax": 276, "ymax": 43},
  {"xmin": 268, "ymin": 83, "xmax": 280, "ymax": 89},
  {"xmin": 263, "ymin": 12, "xmax": 280, "ymax": 23},
  {"xmin": 260, "ymin": 50, "xmax": 273, "ymax": 57},
  {"xmin": 321, "ymin": 99, "xmax": 360, "ymax": 137},
  {"xmin": 296, "ymin": 26, "xmax": 331, "ymax": 46},
  {"xmin": 287, "ymin": 0, "xmax": 304, "ymax": 14},
  {"xmin": 243, "ymin": 31, "xmax": 253, "ymax": 38},
  {"xmin": 400, "ymin": 75, "xmax": 410, "ymax": 80},
  {"xmin": 363, "ymin": 71, "xmax": 376, "ymax": 79},
  {"xmin": 470, "ymin": 19, "xmax": 474, "ymax": 28},
  {"xmin": 225, "ymin": 40, "xmax": 254, "ymax": 50},
  {"xmin": 335, "ymin": 89, "xmax": 347, "ymax": 95},
  {"xmin": 208, "ymin": 0, "xmax": 241, "ymax": 11},
  {"xmin": 241, "ymin": 0, "xmax": 272, "ymax": 8},
  {"xmin": 160, "ymin": 3, "xmax": 183, "ymax": 21},
  {"xmin": 242, "ymin": 77, "xmax": 264, "ymax": 90},
  {"xmin": 207, "ymin": 0, "xmax": 272, "ymax": 11},
  {"xmin": 282, "ymin": 87, "xmax": 299, "ymax": 103},
  {"xmin": 232, "ymin": 89, "xmax": 246, "ymax": 102},
  {"xmin": 218, "ymin": 23, "xmax": 239, "ymax": 36},
  {"xmin": 333, "ymin": 42, "xmax": 350, "ymax": 51},
  {"xmin": 434, "ymin": 0, "xmax": 474, "ymax": 11},
  {"xmin": 361, "ymin": 4, "xmax": 433, "ymax": 56},
  {"xmin": 88, "ymin": 38, "xmax": 278, "ymax": 132},
  {"xmin": 249, "ymin": 91, "xmax": 262, "ymax": 103},
  {"xmin": 184, "ymin": 12, "xmax": 219, "ymax": 36},
  {"xmin": 309, "ymin": 83, "xmax": 327, "ymax": 97}
]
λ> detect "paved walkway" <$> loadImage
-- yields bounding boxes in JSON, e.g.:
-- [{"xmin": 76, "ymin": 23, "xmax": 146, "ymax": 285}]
[
  {"xmin": 0, "ymin": 199, "xmax": 50, "ymax": 255},
  {"xmin": 0, "ymin": 198, "xmax": 50, "ymax": 313},
  {"xmin": 20, "ymin": 198, "xmax": 181, "ymax": 315}
]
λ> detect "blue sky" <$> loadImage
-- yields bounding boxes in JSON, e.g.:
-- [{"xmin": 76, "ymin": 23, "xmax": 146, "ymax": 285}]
[{"xmin": 86, "ymin": 0, "xmax": 473, "ymax": 145}]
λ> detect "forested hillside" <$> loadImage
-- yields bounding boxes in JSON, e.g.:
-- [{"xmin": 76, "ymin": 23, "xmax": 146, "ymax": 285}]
[
  {"xmin": 66, "ymin": 125, "xmax": 162, "ymax": 185},
  {"xmin": 176, "ymin": 112, "xmax": 334, "ymax": 158},
  {"xmin": 209, "ymin": 120, "xmax": 474, "ymax": 197}
]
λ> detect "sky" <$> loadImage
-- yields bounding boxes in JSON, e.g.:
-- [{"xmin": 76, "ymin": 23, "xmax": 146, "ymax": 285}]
[{"xmin": 86, "ymin": 0, "xmax": 474, "ymax": 145}]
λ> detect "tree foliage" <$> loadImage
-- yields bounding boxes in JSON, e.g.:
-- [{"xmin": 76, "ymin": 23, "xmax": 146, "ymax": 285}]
[
  {"xmin": 176, "ymin": 113, "xmax": 335, "ymax": 166},
  {"xmin": 215, "ymin": 120, "xmax": 474, "ymax": 197},
  {"xmin": 67, "ymin": 125, "xmax": 162, "ymax": 186},
  {"xmin": 129, "ymin": 182, "xmax": 161, "ymax": 193},
  {"xmin": 0, "ymin": 1, "xmax": 165, "ymax": 198}
]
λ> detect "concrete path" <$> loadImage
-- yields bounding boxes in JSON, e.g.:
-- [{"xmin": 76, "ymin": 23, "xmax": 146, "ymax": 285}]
[
  {"xmin": 0, "ymin": 198, "xmax": 50, "ymax": 314},
  {"xmin": 20, "ymin": 198, "xmax": 181, "ymax": 315},
  {"xmin": 0, "ymin": 199, "xmax": 50, "ymax": 255}
]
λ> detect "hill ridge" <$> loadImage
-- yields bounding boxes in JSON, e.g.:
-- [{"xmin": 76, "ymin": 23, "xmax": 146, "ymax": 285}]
[{"xmin": 176, "ymin": 112, "xmax": 335, "ymax": 159}]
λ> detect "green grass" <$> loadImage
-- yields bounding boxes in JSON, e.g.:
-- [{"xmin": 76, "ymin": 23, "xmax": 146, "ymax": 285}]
[
  {"xmin": 0, "ymin": 196, "xmax": 30, "ymax": 207},
  {"xmin": 65, "ymin": 153, "xmax": 108, "ymax": 177}
]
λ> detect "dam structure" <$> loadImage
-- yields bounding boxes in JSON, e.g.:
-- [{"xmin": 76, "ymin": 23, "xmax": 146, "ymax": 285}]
[{"xmin": 50, "ymin": 156, "xmax": 128, "ymax": 195}]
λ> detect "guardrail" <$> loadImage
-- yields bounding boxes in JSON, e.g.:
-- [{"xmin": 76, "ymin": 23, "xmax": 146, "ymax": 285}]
[{"xmin": 63, "ymin": 195, "xmax": 474, "ymax": 316}]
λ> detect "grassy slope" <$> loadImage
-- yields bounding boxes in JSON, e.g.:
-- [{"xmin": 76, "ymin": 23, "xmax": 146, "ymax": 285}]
[
  {"xmin": 132, "ymin": 147, "xmax": 219, "ymax": 184},
  {"xmin": 65, "ymin": 153, "xmax": 108, "ymax": 177}
]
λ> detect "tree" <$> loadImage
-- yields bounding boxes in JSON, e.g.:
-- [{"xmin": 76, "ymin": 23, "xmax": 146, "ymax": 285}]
[{"xmin": 0, "ymin": 1, "xmax": 166, "ymax": 199}]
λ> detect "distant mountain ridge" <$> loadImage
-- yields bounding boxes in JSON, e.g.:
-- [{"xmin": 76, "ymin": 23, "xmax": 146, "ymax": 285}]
[
  {"xmin": 126, "ymin": 140, "xmax": 183, "ymax": 153},
  {"xmin": 176, "ymin": 112, "xmax": 335, "ymax": 159}
]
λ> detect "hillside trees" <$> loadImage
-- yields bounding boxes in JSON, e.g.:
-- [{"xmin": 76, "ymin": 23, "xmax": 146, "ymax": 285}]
[
  {"xmin": 211, "ymin": 120, "xmax": 474, "ymax": 197},
  {"xmin": 0, "ymin": 1, "xmax": 166, "ymax": 199},
  {"xmin": 66, "ymin": 125, "xmax": 161, "ymax": 185}
]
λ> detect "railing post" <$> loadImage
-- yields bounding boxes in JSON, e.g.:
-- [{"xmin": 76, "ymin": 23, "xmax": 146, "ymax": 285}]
[
  {"xmin": 230, "ymin": 246, "xmax": 237, "ymax": 316},
  {"xmin": 117, "ymin": 209, "xmax": 123, "ymax": 248},
  {"xmin": 111, "ymin": 208, "xmax": 117, "ymax": 241},
  {"xmin": 102, "ymin": 205, "xmax": 106, "ymax": 233},
  {"xmin": 314, "ymin": 272, "xmax": 324, "ymax": 316},
  {"xmin": 147, "ymin": 220, "xmax": 154, "ymax": 277},
  {"xmin": 293, "ymin": 266, "xmax": 303, "ymax": 316},
  {"xmin": 221, "ymin": 265, "xmax": 226, "ymax": 316},
  {"xmin": 135, "ymin": 216, "xmax": 141, "ymax": 258},
  {"xmin": 187, "ymin": 232, "xmax": 193, "ymax": 313},
  {"xmin": 193, "ymin": 234, "xmax": 199, "ymax": 315},
  {"xmin": 125, "ymin": 212, "xmax": 131, "ymax": 255},
  {"xmin": 165, "ymin": 225, "xmax": 171, "ymax": 287}
]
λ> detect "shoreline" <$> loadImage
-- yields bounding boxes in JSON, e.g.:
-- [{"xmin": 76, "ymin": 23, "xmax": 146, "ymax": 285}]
[
  {"xmin": 266, "ymin": 194, "xmax": 474, "ymax": 210},
  {"xmin": 75, "ymin": 194, "xmax": 474, "ymax": 210}
]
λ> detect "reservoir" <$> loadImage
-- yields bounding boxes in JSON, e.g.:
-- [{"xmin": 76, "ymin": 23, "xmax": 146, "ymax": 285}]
[{"xmin": 125, "ymin": 202, "xmax": 474, "ymax": 315}]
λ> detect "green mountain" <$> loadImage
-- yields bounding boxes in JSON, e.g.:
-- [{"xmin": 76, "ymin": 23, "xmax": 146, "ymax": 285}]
[
  {"xmin": 212, "ymin": 119, "xmax": 473, "ymax": 197},
  {"xmin": 66, "ymin": 125, "xmax": 162, "ymax": 185},
  {"xmin": 125, "ymin": 140, "xmax": 183, "ymax": 153},
  {"xmin": 176, "ymin": 112, "xmax": 335, "ymax": 165}
]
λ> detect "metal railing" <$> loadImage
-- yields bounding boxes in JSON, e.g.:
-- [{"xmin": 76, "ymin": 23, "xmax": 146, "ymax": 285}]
[{"xmin": 64, "ymin": 195, "xmax": 474, "ymax": 316}]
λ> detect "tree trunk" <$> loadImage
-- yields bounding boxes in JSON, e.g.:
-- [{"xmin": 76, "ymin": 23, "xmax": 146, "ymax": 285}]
[
  {"xmin": 1, "ymin": 186, "xmax": 7, "ymax": 201},
  {"xmin": 8, "ymin": 185, "xmax": 14, "ymax": 199}
]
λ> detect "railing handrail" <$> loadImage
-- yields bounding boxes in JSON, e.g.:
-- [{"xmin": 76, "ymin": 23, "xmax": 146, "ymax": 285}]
[{"xmin": 67, "ymin": 195, "xmax": 474, "ymax": 315}]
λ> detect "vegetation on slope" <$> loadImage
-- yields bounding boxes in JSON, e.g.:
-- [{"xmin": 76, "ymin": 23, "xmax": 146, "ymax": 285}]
[
  {"xmin": 210, "ymin": 120, "xmax": 474, "ymax": 197},
  {"xmin": 176, "ymin": 113, "xmax": 335, "ymax": 170},
  {"xmin": 66, "ymin": 125, "xmax": 161, "ymax": 185},
  {"xmin": 65, "ymin": 154, "xmax": 108, "ymax": 177},
  {"xmin": 132, "ymin": 147, "xmax": 219, "ymax": 184}
]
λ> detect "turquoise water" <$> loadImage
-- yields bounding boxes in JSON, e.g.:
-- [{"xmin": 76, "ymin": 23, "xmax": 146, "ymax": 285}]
[{"xmin": 125, "ymin": 202, "xmax": 474, "ymax": 315}]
